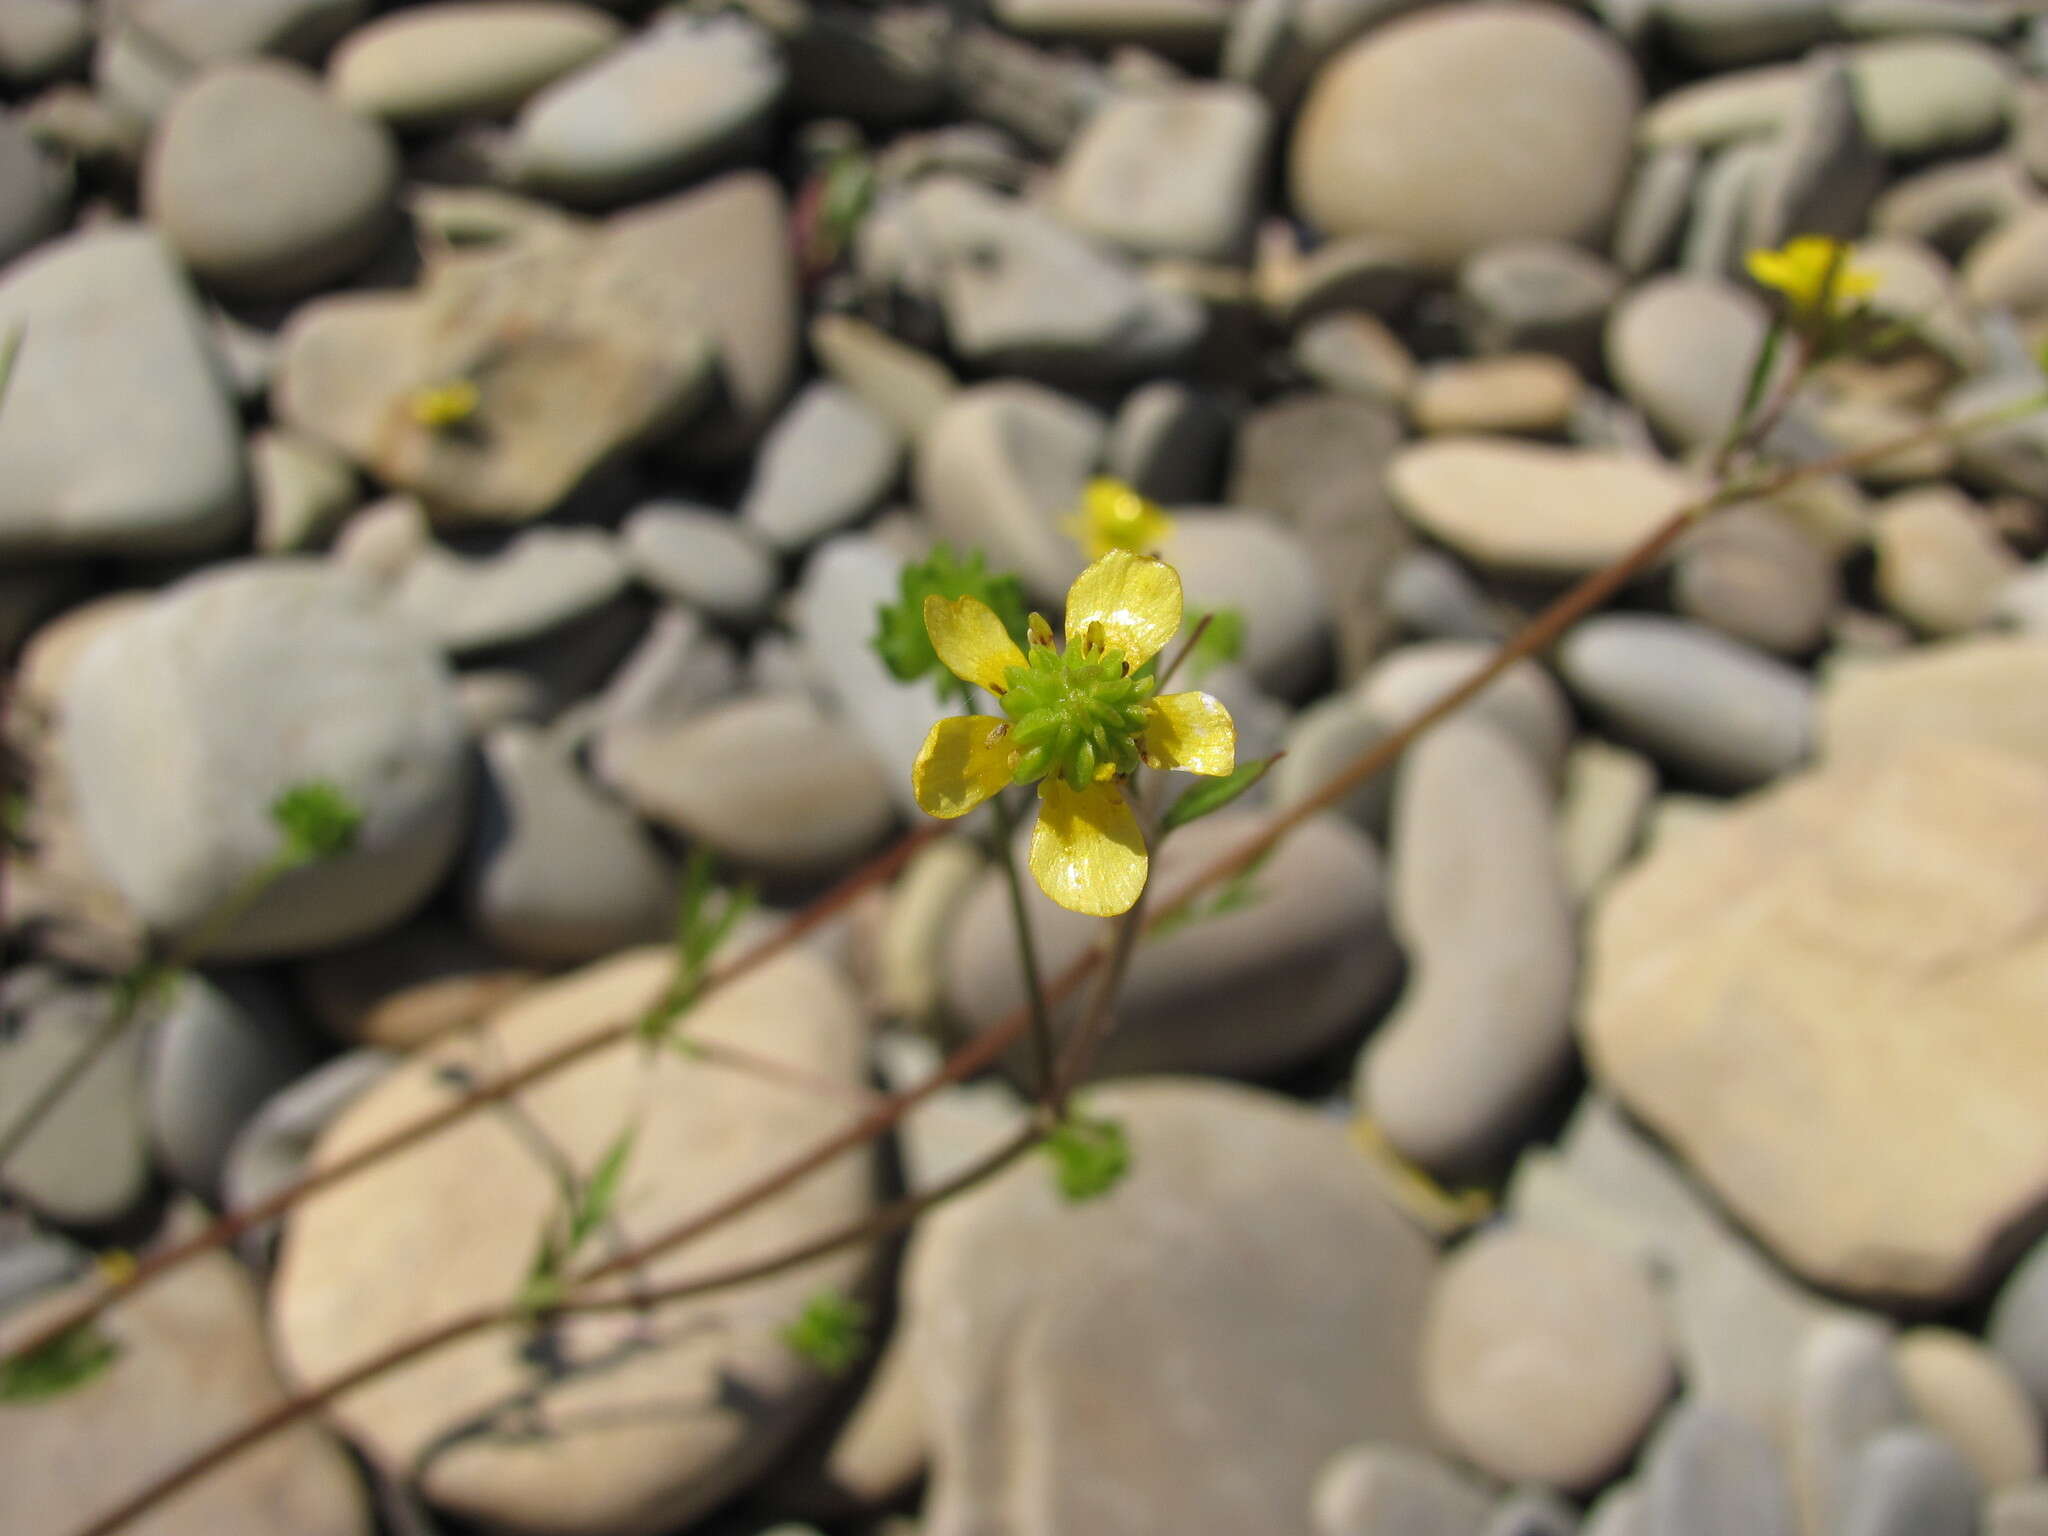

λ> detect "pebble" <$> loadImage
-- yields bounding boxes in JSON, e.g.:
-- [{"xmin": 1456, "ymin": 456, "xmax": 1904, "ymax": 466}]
[
  {"xmin": 1840, "ymin": 1429, "xmax": 1981, "ymax": 1536},
  {"xmin": 603, "ymin": 692, "xmax": 893, "ymax": 886},
  {"xmin": 1991, "ymin": 1484, "xmax": 2048, "ymax": 1536},
  {"xmin": 1389, "ymin": 437, "xmax": 1700, "ymax": 576},
  {"xmin": 1106, "ymin": 380, "xmax": 1232, "ymax": 504},
  {"xmin": 1872, "ymin": 485, "xmax": 2023, "ymax": 635},
  {"xmin": 1558, "ymin": 737, "xmax": 1657, "ymax": 905},
  {"xmin": 1278, "ymin": 231, "xmax": 1432, "ymax": 325},
  {"xmin": 147, "ymin": 971, "xmax": 314, "ymax": 1203},
  {"xmin": 944, "ymin": 809, "xmax": 1401, "ymax": 1083},
  {"xmin": 1360, "ymin": 716, "xmax": 1576, "ymax": 1173},
  {"xmin": 1458, "ymin": 239, "xmax": 1623, "ymax": 372},
  {"xmin": 1853, "ymin": 35, "xmax": 2015, "ymax": 156},
  {"xmin": 1641, "ymin": 1399, "xmax": 1798, "ymax": 1536},
  {"xmin": 1672, "ymin": 503, "xmax": 1838, "ymax": 655},
  {"xmin": 1382, "ymin": 548, "xmax": 1506, "ymax": 643},
  {"xmin": 908, "ymin": 1079, "xmax": 1439, "ymax": 1536},
  {"xmin": 0, "ymin": 0, "xmax": 89, "ymax": 87},
  {"xmin": 1871, "ymin": 152, "xmax": 2033, "ymax": 257},
  {"xmin": 1357, "ymin": 640, "xmax": 1574, "ymax": 777},
  {"xmin": 297, "ymin": 918, "xmax": 534, "ymax": 1051},
  {"xmin": 1289, "ymin": 3, "xmax": 1639, "ymax": 268},
  {"xmin": 2, "ymin": 1238, "xmax": 373, "ymax": 1536},
  {"xmin": 1605, "ymin": 275, "xmax": 1774, "ymax": 450},
  {"xmin": 913, "ymin": 380, "xmax": 1104, "ymax": 600},
  {"xmin": 1896, "ymin": 1327, "xmax": 2044, "ymax": 1490},
  {"xmin": 741, "ymin": 381, "xmax": 903, "ymax": 551},
  {"xmin": 1962, "ymin": 205, "xmax": 2048, "ymax": 317},
  {"xmin": 1053, "ymin": 82, "xmax": 1271, "ymax": 261},
  {"xmin": 889, "ymin": 175, "xmax": 1203, "ymax": 383},
  {"xmin": 0, "ymin": 227, "xmax": 245, "ymax": 556},
  {"xmin": 1293, "ymin": 311, "xmax": 1418, "ymax": 403},
  {"xmin": 1269, "ymin": 694, "xmax": 1396, "ymax": 835},
  {"xmin": 467, "ymin": 723, "xmax": 673, "ymax": 964},
  {"xmin": 1557, "ymin": 615, "xmax": 1813, "ymax": 788},
  {"xmin": 512, "ymin": 12, "xmax": 785, "ymax": 206},
  {"xmin": 1410, "ymin": 355, "xmax": 1581, "ymax": 437},
  {"xmin": 144, "ymin": 59, "xmax": 399, "ymax": 299},
  {"xmin": 1160, "ymin": 509, "xmax": 1333, "ymax": 696},
  {"xmin": 1661, "ymin": 0, "xmax": 1829, "ymax": 64},
  {"xmin": 0, "ymin": 966, "xmax": 150, "ymax": 1225},
  {"xmin": 620, "ymin": 502, "xmax": 777, "ymax": 625},
  {"xmin": 1994, "ymin": 1234, "xmax": 2048, "ymax": 1422},
  {"xmin": 1612, "ymin": 144, "xmax": 1700, "ymax": 276},
  {"xmin": 1228, "ymin": 393, "xmax": 1412, "ymax": 680},
  {"xmin": 1583, "ymin": 741, "xmax": 2048, "ymax": 1299},
  {"xmin": 60, "ymin": 562, "xmax": 471, "ymax": 959},
  {"xmin": 1313, "ymin": 1444, "xmax": 1495, "ymax": 1536},
  {"xmin": 393, "ymin": 528, "xmax": 631, "ymax": 654},
  {"xmin": 1582, "ymin": 1484, "xmax": 1647, "ymax": 1536},
  {"xmin": 0, "ymin": 1218, "xmax": 85, "ymax": 1318},
  {"xmin": 1638, "ymin": 64, "xmax": 1803, "ymax": 150},
  {"xmin": 1747, "ymin": 51, "xmax": 1883, "ymax": 249},
  {"xmin": 1424, "ymin": 1227, "xmax": 1675, "ymax": 1489},
  {"xmin": 251, "ymin": 429, "xmax": 359, "ymax": 554},
  {"xmin": 328, "ymin": 1, "xmax": 625, "ymax": 126},
  {"xmin": 271, "ymin": 947, "xmax": 873, "ymax": 1535},
  {"xmin": 1681, "ymin": 140, "xmax": 1775, "ymax": 280},
  {"xmin": 809, "ymin": 313, "xmax": 959, "ymax": 441},
  {"xmin": 0, "ymin": 112, "xmax": 64, "ymax": 267}
]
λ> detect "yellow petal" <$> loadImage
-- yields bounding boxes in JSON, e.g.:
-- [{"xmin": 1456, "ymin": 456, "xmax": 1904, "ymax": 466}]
[
  {"xmin": 1063, "ymin": 549, "xmax": 1182, "ymax": 670},
  {"xmin": 1030, "ymin": 777, "xmax": 1148, "ymax": 916},
  {"xmin": 923, "ymin": 594, "xmax": 1026, "ymax": 695},
  {"xmin": 912, "ymin": 715, "xmax": 1018, "ymax": 818},
  {"xmin": 1070, "ymin": 478, "xmax": 1175, "ymax": 560},
  {"xmin": 1140, "ymin": 691, "xmax": 1236, "ymax": 776}
]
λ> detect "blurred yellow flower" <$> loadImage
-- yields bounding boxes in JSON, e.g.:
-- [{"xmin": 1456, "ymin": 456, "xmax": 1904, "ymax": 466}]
[
  {"xmin": 407, "ymin": 378, "xmax": 480, "ymax": 429},
  {"xmin": 911, "ymin": 550, "xmax": 1235, "ymax": 917},
  {"xmin": 1064, "ymin": 477, "xmax": 1174, "ymax": 560},
  {"xmin": 1744, "ymin": 235, "xmax": 1877, "ymax": 315}
]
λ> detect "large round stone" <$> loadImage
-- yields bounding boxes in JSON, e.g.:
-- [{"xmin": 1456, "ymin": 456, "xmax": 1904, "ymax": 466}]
[
  {"xmin": 59, "ymin": 562, "xmax": 470, "ymax": 959},
  {"xmin": 1583, "ymin": 740, "xmax": 2048, "ymax": 1299},
  {"xmin": 272, "ymin": 947, "xmax": 874, "ymax": 1536},
  {"xmin": 144, "ymin": 59, "xmax": 399, "ymax": 299},
  {"xmin": 1289, "ymin": 3, "xmax": 1639, "ymax": 267}
]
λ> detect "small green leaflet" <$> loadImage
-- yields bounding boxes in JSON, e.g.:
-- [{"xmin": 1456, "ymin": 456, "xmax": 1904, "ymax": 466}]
[
  {"xmin": 780, "ymin": 1290, "xmax": 868, "ymax": 1376},
  {"xmin": 1186, "ymin": 608, "xmax": 1244, "ymax": 682},
  {"xmin": 517, "ymin": 1128, "xmax": 636, "ymax": 1317},
  {"xmin": 269, "ymin": 781, "xmax": 362, "ymax": 865},
  {"xmin": 637, "ymin": 850, "xmax": 756, "ymax": 1049},
  {"xmin": 1042, "ymin": 1114, "xmax": 1130, "ymax": 1203},
  {"xmin": 1147, "ymin": 860, "xmax": 1269, "ymax": 942},
  {"xmin": 1161, "ymin": 753, "xmax": 1279, "ymax": 833},
  {"xmin": 0, "ymin": 1322, "xmax": 118, "ymax": 1403}
]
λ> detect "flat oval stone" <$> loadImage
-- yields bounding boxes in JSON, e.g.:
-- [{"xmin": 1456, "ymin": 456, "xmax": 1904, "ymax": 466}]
[{"xmin": 329, "ymin": 1, "xmax": 624, "ymax": 126}]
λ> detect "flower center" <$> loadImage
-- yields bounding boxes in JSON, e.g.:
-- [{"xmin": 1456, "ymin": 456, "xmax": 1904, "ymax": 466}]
[{"xmin": 999, "ymin": 636, "xmax": 1156, "ymax": 791}]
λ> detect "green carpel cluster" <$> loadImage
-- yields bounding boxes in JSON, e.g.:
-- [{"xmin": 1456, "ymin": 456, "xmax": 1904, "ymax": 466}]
[{"xmin": 999, "ymin": 631, "xmax": 1155, "ymax": 791}]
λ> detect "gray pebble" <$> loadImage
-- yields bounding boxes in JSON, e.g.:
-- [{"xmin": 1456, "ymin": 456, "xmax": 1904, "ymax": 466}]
[
  {"xmin": 1644, "ymin": 1399, "xmax": 1797, "ymax": 1536},
  {"xmin": 1107, "ymin": 381, "xmax": 1231, "ymax": 506},
  {"xmin": 1458, "ymin": 239, "xmax": 1622, "ymax": 374},
  {"xmin": 621, "ymin": 502, "xmax": 777, "ymax": 625},
  {"xmin": 1792, "ymin": 1316, "xmax": 1918, "ymax": 1536},
  {"xmin": 1314, "ymin": 1444, "xmax": 1493, "ymax": 1536},
  {"xmin": 741, "ymin": 381, "xmax": 903, "ymax": 552},
  {"xmin": 1839, "ymin": 1429, "xmax": 1979, "ymax": 1536}
]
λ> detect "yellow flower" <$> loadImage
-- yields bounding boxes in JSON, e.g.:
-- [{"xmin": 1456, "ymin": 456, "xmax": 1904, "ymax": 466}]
[
  {"xmin": 911, "ymin": 550, "xmax": 1235, "ymax": 917},
  {"xmin": 1063, "ymin": 477, "xmax": 1175, "ymax": 561},
  {"xmin": 407, "ymin": 378, "xmax": 480, "ymax": 429},
  {"xmin": 1744, "ymin": 235, "xmax": 1878, "ymax": 315}
]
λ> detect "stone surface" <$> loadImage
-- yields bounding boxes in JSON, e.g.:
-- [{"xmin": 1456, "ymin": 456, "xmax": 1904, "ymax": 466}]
[
  {"xmin": 1852, "ymin": 35, "xmax": 2014, "ymax": 156},
  {"xmin": 1424, "ymin": 1227, "xmax": 1674, "ymax": 1489},
  {"xmin": 1410, "ymin": 356, "xmax": 1581, "ymax": 437},
  {"xmin": 1458, "ymin": 239, "xmax": 1621, "ymax": 372},
  {"xmin": 1360, "ymin": 717, "xmax": 1575, "ymax": 1173},
  {"xmin": 1673, "ymin": 504, "xmax": 1837, "ymax": 656},
  {"xmin": 0, "ymin": 226, "xmax": 244, "ymax": 556},
  {"xmin": 1358, "ymin": 641, "xmax": 1574, "ymax": 778},
  {"xmin": 1289, "ymin": 3, "xmax": 1639, "ymax": 268},
  {"xmin": 945, "ymin": 809, "xmax": 1399, "ymax": 1084},
  {"xmin": 621, "ymin": 502, "xmax": 777, "ymax": 625},
  {"xmin": 0, "ymin": 0, "xmax": 89, "ymax": 86},
  {"xmin": 1606, "ymin": 274, "xmax": 1773, "ymax": 450},
  {"xmin": 914, "ymin": 381, "xmax": 1106, "ymax": 600},
  {"xmin": 1819, "ymin": 635, "xmax": 2048, "ymax": 770},
  {"xmin": 1871, "ymin": 486, "xmax": 2022, "ymax": 637},
  {"xmin": 329, "ymin": 1, "xmax": 624, "ymax": 126},
  {"xmin": 1558, "ymin": 737, "xmax": 1657, "ymax": 906},
  {"xmin": 1557, "ymin": 615, "xmax": 1813, "ymax": 788},
  {"xmin": 60, "ymin": 562, "xmax": 471, "ymax": 959},
  {"xmin": 1583, "ymin": 740, "xmax": 2048, "ymax": 1299},
  {"xmin": 603, "ymin": 693, "xmax": 893, "ymax": 886},
  {"xmin": 1642, "ymin": 1399, "xmax": 1798, "ymax": 1536},
  {"xmin": 0, "ymin": 966, "xmax": 150, "ymax": 1224},
  {"xmin": 1390, "ymin": 437, "xmax": 1699, "ymax": 577},
  {"xmin": 1160, "ymin": 510, "xmax": 1333, "ymax": 696},
  {"xmin": 1106, "ymin": 380, "xmax": 1231, "ymax": 505},
  {"xmin": 513, "ymin": 12, "xmax": 785, "ymax": 206},
  {"xmin": 1896, "ymin": 1327, "xmax": 2043, "ymax": 1491},
  {"xmin": 1839, "ymin": 1429, "xmax": 1980, "ymax": 1536},
  {"xmin": 907, "ymin": 1079, "xmax": 1440, "ymax": 1536},
  {"xmin": 274, "ymin": 949, "xmax": 870, "ymax": 1534},
  {"xmin": 741, "ymin": 381, "xmax": 903, "ymax": 552},
  {"xmin": 0, "ymin": 112, "xmax": 64, "ymax": 267},
  {"xmin": 1746, "ymin": 51, "xmax": 1883, "ymax": 249},
  {"xmin": 468, "ymin": 723, "xmax": 673, "ymax": 964},
  {"xmin": 1991, "ymin": 1483, "xmax": 2048, "ymax": 1536},
  {"xmin": 1313, "ymin": 1445, "xmax": 1495, "ymax": 1536},
  {"xmin": 1, "ymin": 1241, "xmax": 372, "ymax": 1536},
  {"xmin": 394, "ymin": 528, "xmax": 631, "ymax": 655},
  {"xmin": 144, "ymin": 59, "xmax": 399, "ymax": 299},
  {"xmin": 251, "ymin": 428, "xmax": 359, "ymax": 554},
  {"xmin": 147, "ymin": 971, "xmax": 314, "ymax": 1203},
  {"xmin": 1054, "ymin": 82, "xmax": 1271, "ymax": 261},
  {"xmin": 809, "ymin": 313, "xmax": 958, "ymax": 441}
]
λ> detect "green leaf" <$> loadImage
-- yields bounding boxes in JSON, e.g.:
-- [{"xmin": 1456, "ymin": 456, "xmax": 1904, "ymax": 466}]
[
  {"xmin": 567, "ymin": 1130, "xmax": 635, "ymax": 1253},
  {"xmin": 0, "ymin": 323, "xmax": 23, "ymax": 411},
  {"xmin": 269, "ymin": 781, "xmax": 361, "ymax": 865},
  {"xmin": 1186, "ymin": 607, "xmax": 1244, "ymax": 682},
  {"xmin": 1042, "ymin": 1114, "xmax": 1130, "ymax": 1203},
  {"xmin": 639, "ymin": 852, "xmax": 755, "ymax": 1047},
  {"xmin": 871, "ymin": 545, "xmax": 1030, "ymax": 685},
  {"xmin": 0, "ymin": 1322, "xmax": 118, "ymax": 1402},
  {"xmin": 1161, "ymin": 754, "xmax": 1279, "ymax": 833},
  {"xmin": 780, "ymin": 1290, "xmax": 868, "ymax": 1376}
]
